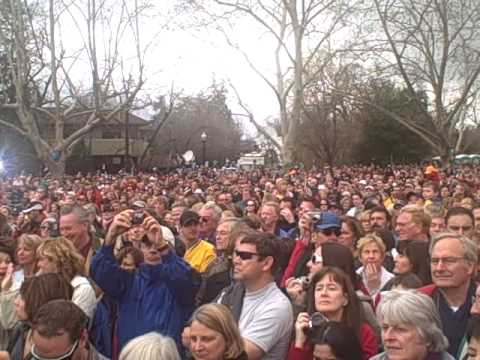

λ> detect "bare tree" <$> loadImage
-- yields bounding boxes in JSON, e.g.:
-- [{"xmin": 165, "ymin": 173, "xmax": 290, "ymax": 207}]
[
  {"xmin": 0, "ymin": 0, "xmax": 148, "ymax": 175},
  {"xmin": 366, "ymin": 0, "xmax": 480, "ymax": 162},
  {"xmin": 185, "ymin": 0, "xmax": 362, "ymax": 164}
]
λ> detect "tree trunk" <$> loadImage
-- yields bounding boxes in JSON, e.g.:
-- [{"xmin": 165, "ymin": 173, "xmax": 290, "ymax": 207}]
[{"xmin": 42, "ymin": 154, "xmax": 66, "ymax": 177}]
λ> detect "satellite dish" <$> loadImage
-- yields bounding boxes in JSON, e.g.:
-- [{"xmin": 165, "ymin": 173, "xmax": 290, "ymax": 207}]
[{"xmin": 182, "ymin": 150, "xmax": 195, "ymax": 164}]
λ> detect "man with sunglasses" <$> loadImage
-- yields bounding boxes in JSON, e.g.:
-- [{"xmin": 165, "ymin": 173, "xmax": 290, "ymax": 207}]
[
  {"xmin": 311, "ymin": 212, "xmax": 341, "ymax": 246},
  {"xmin": 28, "ymin": 300, "xmax": 106, "ymax": 360},
  {"xmin": 215, "ymin": 232, "xmax": 293, "ymax": 360}
]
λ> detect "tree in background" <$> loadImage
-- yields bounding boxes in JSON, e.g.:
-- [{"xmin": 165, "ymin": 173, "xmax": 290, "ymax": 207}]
[
  {"xmin": 296, "ymin": 59, "xmax": 364, "ymax": 167},
  {"xmin": 353, "ymin": 79, "xmax": 432, "ymax": 164},
  {"xmin": 145, "ymin": 82, "xmax": 246, "ymax": 168},
  {"xmin": 0, "ymin": 0, "xmax": 148, "ymax": 176},
  {"xmin": 366, "ymin": 0, "xmax": 480, "ymax": 162},
  {"xmin": 183, "ymin": 0, "xmax": 364, "ymax": 165}
]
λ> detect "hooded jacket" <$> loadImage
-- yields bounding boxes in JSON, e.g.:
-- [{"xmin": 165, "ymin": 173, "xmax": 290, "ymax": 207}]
[{"xmin": 90, "ymin": 245, "xmax": 200, "ymax": 352}]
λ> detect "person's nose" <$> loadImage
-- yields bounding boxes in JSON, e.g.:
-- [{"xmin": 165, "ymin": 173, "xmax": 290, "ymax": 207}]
[
  {"xmin": 191, "ymin": 339, "xmax": 204, "ymax": 352},
  {"xmin": 383, "ymin": 327, "xmax": 395, "ymax": 341}
]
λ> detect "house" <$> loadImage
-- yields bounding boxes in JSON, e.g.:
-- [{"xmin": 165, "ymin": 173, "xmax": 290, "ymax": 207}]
[{"xmin": 67, "ymin": 111, "xmax": 151, "ymax": 173}]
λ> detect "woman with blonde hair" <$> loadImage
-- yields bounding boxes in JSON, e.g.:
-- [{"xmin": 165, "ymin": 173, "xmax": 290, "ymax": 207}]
[
  {"xmin": 188, "ymin": 303, "xmax": 247, "ymax": 360},
  {"xmin": 356, "ymin": 234, "xmax": 394, "ymax": 308},
  {"xmin": 36, "ymin": 237, "xmax": 96, "ymax": 319},
  {"xmin": 0, "ymin": 234, "xmax": 43, "ymax": 334}
]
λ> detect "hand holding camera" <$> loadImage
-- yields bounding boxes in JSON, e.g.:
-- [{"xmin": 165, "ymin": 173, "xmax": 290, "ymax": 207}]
[{"xmin": 294, "ymin": 311, "xmax": 329, "ymax": 349}]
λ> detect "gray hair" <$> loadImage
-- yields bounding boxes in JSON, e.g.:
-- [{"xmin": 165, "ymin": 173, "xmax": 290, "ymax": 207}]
[
  {"xmin": 430, "ymin": 232, "xmax": 478, "ymax": 264},
  {"xmin": 202, "ymin": 202, "xmax": 223, "ymax": 222},
  {"xmin": 59, "ymin": 204, "xmax": 90, "ymax": 223},
  {"xmin": 377, "ymin": 290, "xmax": 448, "ymax": 352},
  {"xmin": 119, "ymin": 332, "xmax": 180, "ymax": 360}
]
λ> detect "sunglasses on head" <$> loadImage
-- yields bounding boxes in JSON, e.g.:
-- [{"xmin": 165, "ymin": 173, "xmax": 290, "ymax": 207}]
[
  {"xmin": 234, "ymin": 250, "xmax": 262, "ymax": 261},
  {"xmin": 311, "ymin": 254, "xmax": 323, "ymax": 264}
]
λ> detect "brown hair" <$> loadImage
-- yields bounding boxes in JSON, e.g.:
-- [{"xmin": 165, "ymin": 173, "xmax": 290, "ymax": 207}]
[
  {"xmin": 32, "ymin": 300, "xmax": 88, "ymax": 344},
  {"xmin": 36, "ymin": 237, "xmax": 85, "ymax": 281},
  {"xmin": 20, "ymin": 273, "xmax": 73, "ymax": 321},
  {"xmin": 307, "ymin": 267, "xmax": 363, "ymax": 336},
  {"xmin": 116, "ymin": 246, "xmax": 144, "ymax": 267},
  {"xmin": 190, "ymin": 304, "xmax": 244, "ymax": 359}
]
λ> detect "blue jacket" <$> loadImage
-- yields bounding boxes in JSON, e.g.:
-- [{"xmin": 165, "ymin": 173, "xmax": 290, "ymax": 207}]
[{"xmin": 90, "ymin": 245, "xmax": 200, "ymax": 351}]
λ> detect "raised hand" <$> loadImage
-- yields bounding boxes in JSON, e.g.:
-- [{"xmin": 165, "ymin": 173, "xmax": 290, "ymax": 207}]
[
  {"xmin": 294, "ymin": 312, "xmax": 310, "ymax": 348},
  {"xmin": 105, "ymin": 210, "xmax": 133, "ymax": 246}
]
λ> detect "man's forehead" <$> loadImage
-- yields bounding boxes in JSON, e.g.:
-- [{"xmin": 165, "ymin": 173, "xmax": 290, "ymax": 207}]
[{"xmin": 432, "ymin": 237, "xmax": 462, "ymax": 252}]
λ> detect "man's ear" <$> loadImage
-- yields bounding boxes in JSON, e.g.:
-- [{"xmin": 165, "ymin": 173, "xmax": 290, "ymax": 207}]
[{"xmin": 261, "ymin": 255, "xmax": 274, "ymax": 273}]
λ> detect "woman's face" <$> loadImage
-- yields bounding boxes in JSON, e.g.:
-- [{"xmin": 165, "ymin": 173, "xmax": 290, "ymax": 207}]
[
  {"xmin": 360, "ymin": 217, "xmax": 372, "ymax": 234},
  {"xmin": 338, "ymin": 223, "xmax": 355, "ymax": 250},
  {"xmin": 0, "ymin": 253, "xmax": 11, "ymax": 276},
  {"xmin": 190, "ymin": 320, "xmax": 227, "ymax": 360},
  {"xmin": 36, "ymin": 254, "xmax": 58, "ymax": 274},
  {"xmin": 314, "ymin": 274, "xmax": 347, "ymax": 320},
  {"xmin": 164, "ymin": 213, "xmax": 174, "ymax": 228},
  {"xmin": 393, "ymin": 252, "xmax": 413, "ymax": 275},
  {"xmin": 17, "ymin": 242, "xmax": 35, "ymax": 266},
  {"xmin": 382, "ymin": 322, "xmax": 428, "ymax": 360},
  {"xmin": 307, "ymin": 246, "xmax": 323, "ymax": 276},
  {"xmin": 313, "ymin": 344, "xmax": 337, "ymax": 360},
  {"xmin": 359, "ymin": 242, "xmax": 384, "ymax": 269},
  {"xmin": 14, "ymin": 295, "xmax": 27, "ymax": 320}
]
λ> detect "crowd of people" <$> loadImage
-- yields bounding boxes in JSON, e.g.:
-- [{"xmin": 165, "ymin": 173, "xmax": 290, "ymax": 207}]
[{"xmin": 0, "ymin": 163, "xmax": 479, "ymax": 359}]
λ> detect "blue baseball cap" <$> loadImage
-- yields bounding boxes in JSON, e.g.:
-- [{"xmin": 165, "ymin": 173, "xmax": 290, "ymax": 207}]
[{"xmin": 313, "ymin": 212, "xmax": 341, "ymax": 231}]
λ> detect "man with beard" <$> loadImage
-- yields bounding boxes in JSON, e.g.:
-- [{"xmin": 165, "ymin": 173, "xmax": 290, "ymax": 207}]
[{"xmin": 418, "ymin": 233, "xmax": 477, "ymax": 357}]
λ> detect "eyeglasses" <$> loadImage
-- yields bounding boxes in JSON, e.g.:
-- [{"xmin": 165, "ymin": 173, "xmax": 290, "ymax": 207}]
[
  {"xmin": 31, "ymin": 340, "xmax": 79, "ymax": 360},
  {"xmin": 311, "ymin": 254, "xmax": 323, "ymax": 264},
  {"xmin": 430, "ymin": 257, "xmax": 465, "ymax": 266},
  {"xmin": 234, "ymin": 250, "xmax": 261, "ymax": 261}
]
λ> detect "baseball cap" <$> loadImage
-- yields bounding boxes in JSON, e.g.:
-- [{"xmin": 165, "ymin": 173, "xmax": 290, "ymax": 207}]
[
  {"xmin": 22, "ymin": 202, "xmax": 44, "ymax": 214},
  {"xmin": 179, "ymin": 210, "xmax": 200, "ymax": 227},
  {"xmin": 312, "ymin": 212, "xmax": 341, "ymax": 231}
]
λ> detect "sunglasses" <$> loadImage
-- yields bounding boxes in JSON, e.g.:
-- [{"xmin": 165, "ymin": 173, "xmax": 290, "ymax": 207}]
[
  {"xmin": 30, "ymin": 340, "xmax": 78, "ymax": 360},
  {"xmin": 200, "ymin": 217, "xmax": 210, "ymax": 223},
  {"xmin": 311, "ymin": 254, "xmax": 323, "ymax": 264},
  {"xmin": 319, "ymin": 228, "xmax": 341, "ymax": 236},
  {"xmin": 234, "ymin": 250, "xmax": 261, "ymax": 261}
]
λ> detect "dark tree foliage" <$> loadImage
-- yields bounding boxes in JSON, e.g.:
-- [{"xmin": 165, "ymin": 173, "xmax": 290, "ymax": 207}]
[{"xmin": 354, "ymin": 79, "xmax": 432, "ymax": 165}]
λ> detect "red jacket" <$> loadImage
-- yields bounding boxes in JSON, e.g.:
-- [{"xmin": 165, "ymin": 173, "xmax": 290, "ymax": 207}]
[
  {"xmin": 286, "ymin": 323, "xmax": 378, "ymax": 360},
  {"xmin": 281, "ymin": 240, "xmax": 307, "ymax": 287}
]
